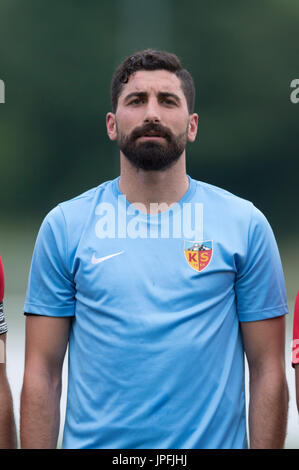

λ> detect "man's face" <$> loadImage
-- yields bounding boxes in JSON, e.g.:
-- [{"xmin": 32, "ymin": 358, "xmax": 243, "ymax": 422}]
[{"xmin": 107, "ymin": 70, "xmax": 198, "ymax": 171}]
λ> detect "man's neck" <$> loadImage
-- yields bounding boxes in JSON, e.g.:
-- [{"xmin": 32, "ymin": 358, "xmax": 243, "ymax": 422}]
[{"xmin": 118, "ymin": 152, "xmax": 189, "ymax": 214}]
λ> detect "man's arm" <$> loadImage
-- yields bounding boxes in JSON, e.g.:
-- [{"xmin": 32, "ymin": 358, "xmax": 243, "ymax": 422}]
[
  {"xmin": 20, "ymin": 315, "xmax": 71, "ymax": 449},
  {"xmin": 0, "ymin": 334, "xmax": 17, "ymax": 448},
  {"xmin": 240, "ymin": 315, "xmax": 289, "ymax": 449}
]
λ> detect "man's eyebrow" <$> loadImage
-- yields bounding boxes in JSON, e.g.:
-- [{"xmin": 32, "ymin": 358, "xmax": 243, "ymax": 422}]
[
  {"xmin": 123, "ymin": 91, "xmax": 147, "ymax": 103},
  {"xmin": 158, "ymin": 92, "xmax": 181, "ymax": 102},
  {"xmin": 123, "ymin": 91, "xmax": 182, "ymax": 103}
]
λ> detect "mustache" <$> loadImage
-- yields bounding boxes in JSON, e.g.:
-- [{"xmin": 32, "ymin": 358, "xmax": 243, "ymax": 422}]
[{"xmin": 130, "ymin": 123, "xmax": 172, "ymax": 142}]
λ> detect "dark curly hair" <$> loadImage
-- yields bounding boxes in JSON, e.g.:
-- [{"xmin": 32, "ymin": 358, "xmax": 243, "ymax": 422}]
[{"xmin": 110, "ymin": 49, "xmax": 195, "ymax": 114}]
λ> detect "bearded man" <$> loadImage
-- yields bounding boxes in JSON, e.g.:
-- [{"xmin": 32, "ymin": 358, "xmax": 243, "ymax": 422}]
[{"xmin": 21, "ymin": 50, "xmax": 288, "ymax": 449}]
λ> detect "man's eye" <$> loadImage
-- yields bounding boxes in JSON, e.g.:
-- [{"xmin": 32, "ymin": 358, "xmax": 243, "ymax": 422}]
[
  {"xmin": 129, "ymin": 98, "xmax": 144, "ymax": 105},
  {"xmin": 162, "ymin": 98, "xmax": 176, "ymax": 106}
]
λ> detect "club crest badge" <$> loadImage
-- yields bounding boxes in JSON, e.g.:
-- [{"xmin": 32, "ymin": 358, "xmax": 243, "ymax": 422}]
[{"xmin": 184, "ymin": 240, "xmax": 213, "ymax": 272}]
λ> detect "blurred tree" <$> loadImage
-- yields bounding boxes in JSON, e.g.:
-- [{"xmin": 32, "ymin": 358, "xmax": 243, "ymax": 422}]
[{"xmin": 0, "ymin": 0, "xmax": 298, "ymax": 237}]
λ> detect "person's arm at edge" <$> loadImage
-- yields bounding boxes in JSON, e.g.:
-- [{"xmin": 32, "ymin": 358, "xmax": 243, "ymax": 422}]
[
  {"xmin": 0, "ymin": 333, "xmax": 17, "ymax": 448},
  {"xmin": 240, "ymin": 315, "xmax": 289, "ymax": 449},
  {"xmin": 20, "ymin": 315, "xmax": 71, "ymax": 449},
  {"xmin": 295, "ymin": 365, "xmax": 299, "ymax": 413},
  {"xmin": 292, "ymin": 291, "xmax": 299, "ymax": 413}
]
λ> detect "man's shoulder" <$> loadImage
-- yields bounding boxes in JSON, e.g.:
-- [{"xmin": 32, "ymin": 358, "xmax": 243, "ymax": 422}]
[
  {"xmin": 59, "ymin": 178, "xmax": 114, "ymax": 210},
  {"xmin": 35, "ymin": 179, "xmax": 116, "ymax": 246},
  {"xmin": 190, "ymin": 177, "xmax": 272, "ymax": 236},
  {"xmin": 44, "ymin": 179, "xmax": 115, "ymax": 224},
  {"xmin": 191, "ymin": 178, "xmax": 276, "ymax": 240},
  {"xmin": 191, "ymin": 177, "xmax": 254, "ymax": 211}
]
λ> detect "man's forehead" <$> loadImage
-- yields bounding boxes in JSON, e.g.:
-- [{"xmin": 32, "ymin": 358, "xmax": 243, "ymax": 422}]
[{"xmin": 120, "ymin": 70, "xmax": 184, "ymax": 97}]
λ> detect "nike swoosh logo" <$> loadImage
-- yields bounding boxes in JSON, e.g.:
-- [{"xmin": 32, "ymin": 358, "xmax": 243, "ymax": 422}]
[{"xmin": 91, "ymin": 251, "xmax": 124, "ymax": 265}]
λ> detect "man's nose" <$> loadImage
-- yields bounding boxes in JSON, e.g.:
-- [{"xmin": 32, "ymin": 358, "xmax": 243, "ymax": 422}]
[{"xmin": 143, "ymin": 99, "xmax": 161, "ymax": 123}]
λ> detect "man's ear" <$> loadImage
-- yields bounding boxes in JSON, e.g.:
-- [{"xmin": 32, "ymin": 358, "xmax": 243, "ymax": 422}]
[
  {"xmin": 187, "ymin": 113, "xmax": 199, "ymax": 143},
  {"xmin": 106, "ymin": 112, "xmax": 117, "ymax": 141}
]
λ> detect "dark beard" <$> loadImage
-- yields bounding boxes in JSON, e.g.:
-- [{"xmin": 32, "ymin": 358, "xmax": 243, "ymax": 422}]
[{"xmin": 117, "ymin": 122, "xmax": 188, "ymax": 171}]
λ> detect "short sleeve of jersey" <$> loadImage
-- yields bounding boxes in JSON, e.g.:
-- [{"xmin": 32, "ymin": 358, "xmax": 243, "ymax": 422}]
[
  {"xmin": 235, "ymin": 205, "xmax": 288, "ymax": 322},
  {"xmin": 0, "ymin": 303, "xmax": 7, "ymax": 335},
  {"xmin": 292, "ymin": 291, "xmax": 299, "ymax": 367},
  {"xmin": 24, "ymin": 206, "xmax": 76, "ymax": 317},
  {"xmin": 0, "ymin": 256, "xmax": 4, "ymax": 303}
]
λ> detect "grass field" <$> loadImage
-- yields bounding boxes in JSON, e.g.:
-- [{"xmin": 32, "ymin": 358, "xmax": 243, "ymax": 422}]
[{"xmin": 1, "ymin": 220, "xmax": 298, "ymax": 449}]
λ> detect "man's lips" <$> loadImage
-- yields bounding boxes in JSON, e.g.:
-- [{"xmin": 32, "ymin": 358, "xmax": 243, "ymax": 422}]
[
  {"xmin": 132, "ymin": 126, "xmax": 171, "ymax": 141},
  {"xmin": 137, "ymin": 135, "xmax": 165, "ymax": 139},
  {"xmin": 136, "ymin": 133, "xmax": 167, "ymax": 141}
]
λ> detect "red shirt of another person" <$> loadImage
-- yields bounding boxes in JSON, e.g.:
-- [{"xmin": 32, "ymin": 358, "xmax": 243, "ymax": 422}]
[{"xmin": 292, "ymin": 291, "xmax": 299, "ymax": 366}]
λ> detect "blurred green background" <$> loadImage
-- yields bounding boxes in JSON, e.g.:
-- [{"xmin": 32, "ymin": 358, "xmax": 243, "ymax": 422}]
[{"xmin": 0, "ymin": 0, "xmax": 298, "ymax": 448}]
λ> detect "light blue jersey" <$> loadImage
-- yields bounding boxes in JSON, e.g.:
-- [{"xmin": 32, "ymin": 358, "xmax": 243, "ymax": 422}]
[{"xmin": 24, "ymin": 176, "xmax": 288, "ymax": 449}]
